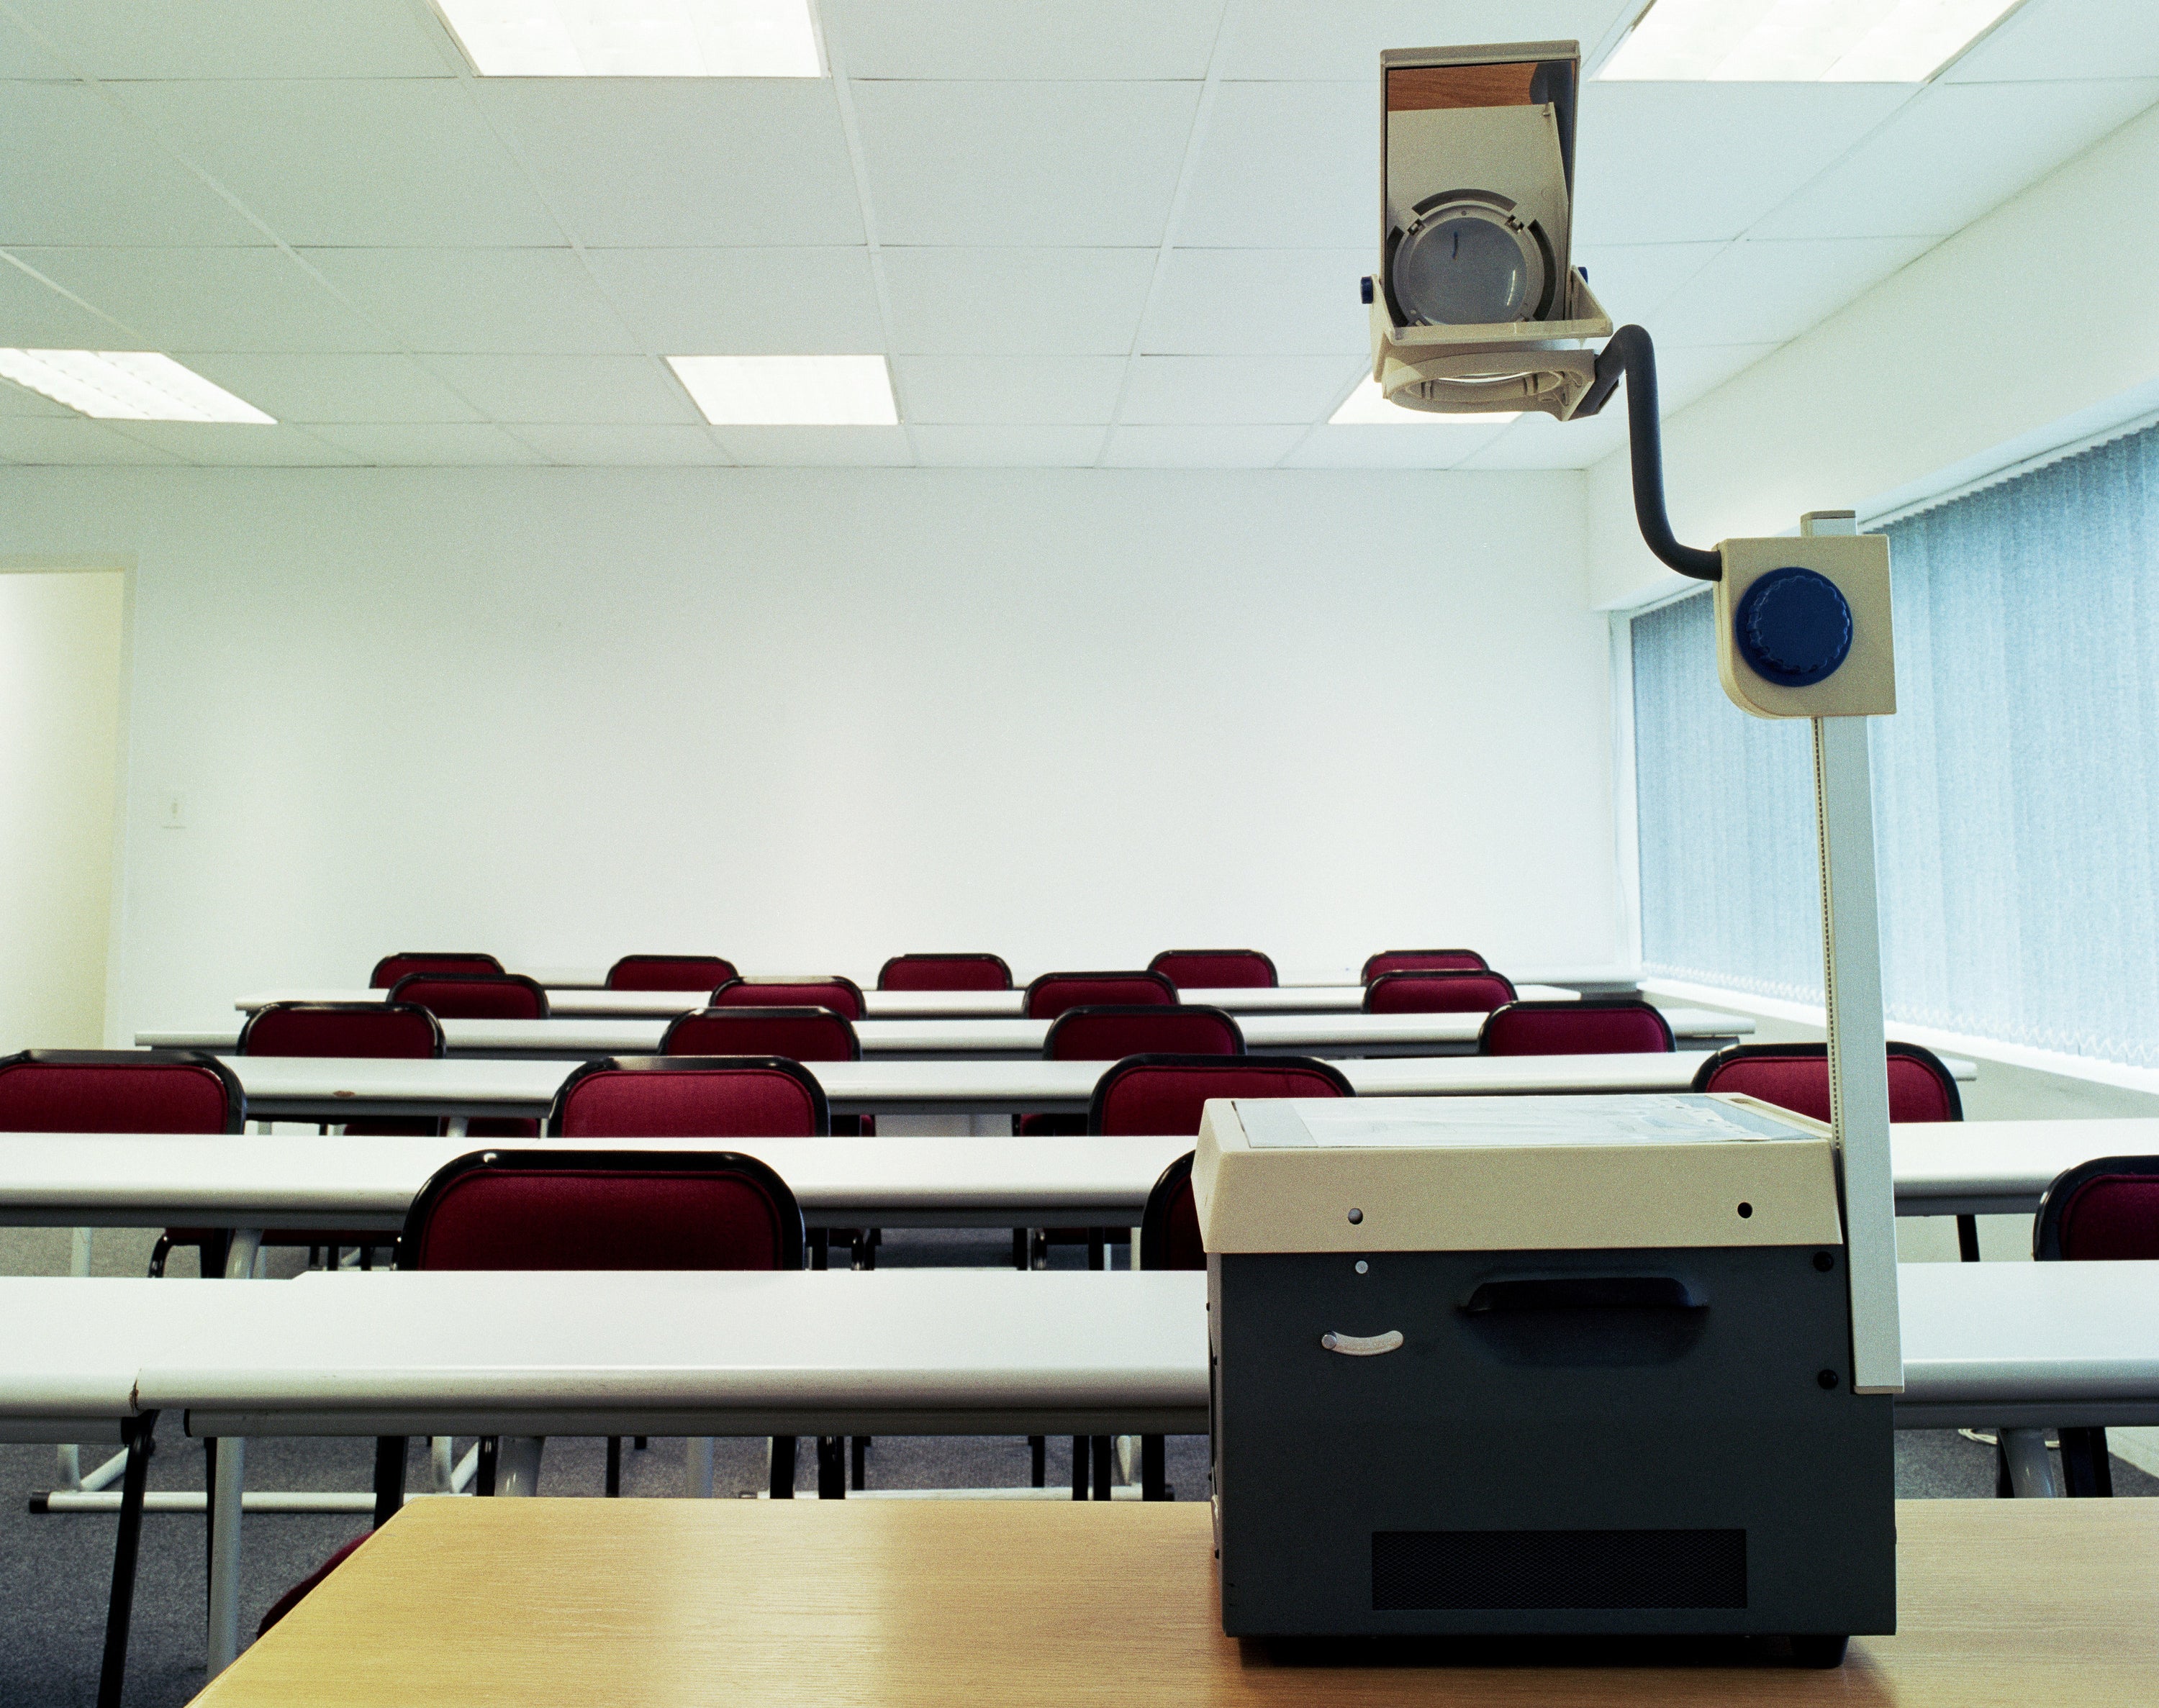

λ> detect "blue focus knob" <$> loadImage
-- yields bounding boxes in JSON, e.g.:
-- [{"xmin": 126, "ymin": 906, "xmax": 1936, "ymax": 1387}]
[{"xmin": 1735, "ymin": 567, "xmax": 1852, "ymax": 687}]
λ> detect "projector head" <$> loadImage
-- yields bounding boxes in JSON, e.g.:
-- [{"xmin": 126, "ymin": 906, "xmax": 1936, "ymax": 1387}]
[{"xmin": 1368, "ymin": 42, "xmax": 1611, "ymax": 420}]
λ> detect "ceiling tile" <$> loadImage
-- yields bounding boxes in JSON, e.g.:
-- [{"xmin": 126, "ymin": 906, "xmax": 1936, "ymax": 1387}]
[
  {"xmin": 471, "ymin": 81, "xmax": 864, "ymax": 247},
  {"xmin": 1282, "ymin": 419, "xmax": 1512, "ymax": 468},
  {"xmin": 581, "ymin": 247, "xmax": 884, "ymax": 354},
  {"xmin": 707, "ymin": 425, "xmax": 915, "ymax": 465},
  {"xmin": 1754, "ymin": 78, "xmax": 2159, "ymax": 240},
  {"xmin": 1460, "ymin": 409, "xmax": 1629, "ymax": 470},
  {"xmin": 306, "ymin": 422, "xmax": 545, "ymax": 465},
  {"xmin": 0, "ymin": 416, "xmax": 186, "ymax": 463},
  {"xmin": 119, "ymin": 81, "xmax": 563, "ymax": 247},
  {"xmin": 1652, "ymin": 236, "xmax": 1934, "ymax": 347},
  {"xmin": 0, "ymin": 83, "xmax": 266, "ymax": 245},
  {"xmin": 1141, "ymin": 248, "xmax": 1368, "ymax": 355},
  {"xmin": 420, "ymin": 354, "xmax": 702, "ymax": 424},
  {"xmin": 0, "ymin": 376, "xmax": 76, "ymax": 417},
  {"xmin": 0, "ymin": 14, "xmax": 71, "ymax": 77},
  {"xmin": 882, "ymin": 247, "xmax": 1158, "ymax": 355},
  {"xmin": 1655, "ymin": 342, "xmax": 1780, "ymax": 410},
  {"xmin": 910, "ymin": 424, "xmax": 1108, "ymax": 465},
  {"xmin": 1572, "ymin": 82, "xmax": 1915, "ymax": 246},
  {"xmin": 0, "ymin": 254, "xmax": 140, "ymax": 345},
  {"xmin": 1574, "ymin": 241, "xmax": 1726, "ymax": 327},
  {"xmin": 103, "ymin": 422, "xmax": 363, "ymax": 464},
  {"xmin": 854, "ymin": 81, "xmax": 1200, "ymax": 246},
  {"xmin": 7, "ymin": 0, "xmax": 453, "ymax": 78},
  {"xmin": 515, "ymin": 424, "xmax": 733, "ymax": 465},
  {"xmin": 1174, "ymin": 82, "xmax": 1372, "ymax": 250},
  {"xmin": 176, "ymin": 353, "xmax": 481, "ymax": 423},
  {"xmin": 825, "ymin": 0, "xmax": 1226, "ymax": 78},
  {"xmin": 21, "ymin": 247, "xmax": 399, "ymax": 353},
  {"xmin": 1220, "ymin": 0, "xmax": 1637, "ymax": 80},
  {"xmin": 893, "ymin": 355, "xmax": 1128, "ymax": 423},
  {"xmin": 302, "ymin": 249, "xmax": 639, "ymax": 354},
  {"xmin": 1118, "ymin": 355, "xmax": 1362, "ymax": 424},
  {"xmin": 1101, "ymin": 423, "xmax": 1303, "ymax": 466},
  {"xmin": 1944, "ymin": 0, "xmax": 2159, "ymax": 81}
]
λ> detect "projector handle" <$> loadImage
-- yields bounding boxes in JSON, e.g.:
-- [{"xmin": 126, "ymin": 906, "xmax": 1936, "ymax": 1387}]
[
  {"xmin": 1576, "ymin": 324, "xmax": 1724, "ymax": 583},
  {"xmin": 1320, "ymin": 1330, "xmax": 1405, "ymax": 1356}
]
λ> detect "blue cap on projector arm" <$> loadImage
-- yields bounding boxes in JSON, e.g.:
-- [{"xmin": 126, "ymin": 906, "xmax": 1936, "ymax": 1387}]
[{"xmin": 1735, "ymin": 566, "xmax": 1853, "ymax": 687}]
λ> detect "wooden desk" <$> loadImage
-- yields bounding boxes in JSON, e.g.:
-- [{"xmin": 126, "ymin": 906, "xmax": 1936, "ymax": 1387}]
[{"xmin": 194, "ymin": 1498, "xmax": 2158, "ymax": 1706}]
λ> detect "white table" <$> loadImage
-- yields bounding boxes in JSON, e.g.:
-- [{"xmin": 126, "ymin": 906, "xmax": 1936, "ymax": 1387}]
[
  {"xmin": 212, "ymin": 1050, "xmax": 1966, "ymax": 1126},
  {"xmin": 233, "ymin": 981, "xmax": 1601, "ymax": 1021},
  {"xmin": 519, "ymin": 962, "xmax": 1647, "ymax": 996},
  {"xmin": 149, "ymin": 1006, "xmax": 1752, "ymax": 1062}
]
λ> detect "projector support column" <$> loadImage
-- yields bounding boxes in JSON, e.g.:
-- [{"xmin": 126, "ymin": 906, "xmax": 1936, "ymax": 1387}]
[{"xmin": 1804, "ymin": 509, "xmax": 1903, "ymax": 1397}]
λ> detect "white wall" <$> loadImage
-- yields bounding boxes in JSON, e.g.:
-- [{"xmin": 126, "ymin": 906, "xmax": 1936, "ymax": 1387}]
[
  {"xmin": 0, "ymin": 466, "xmax": 1613, "ymax": 1034},
  {"xmin": 1589, "ymin": 101, "xmax": 2159, "ymax": 608},
  {"xmin": 0, "ymin": 570, "xmax": 125, "ymax": 1053}
]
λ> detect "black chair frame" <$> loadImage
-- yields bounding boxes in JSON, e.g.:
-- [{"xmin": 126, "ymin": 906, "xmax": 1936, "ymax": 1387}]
[
  {"xmin": 1044, "ymin": 1004, "xmax": 1245, "ymax": 1060},
  {"xmin": 1476, "ymin": 998, "xmax": 1675, "ymax": 1053},
  {"xmin": 607, "ymin": 953, "xmax": 738, "ymax": 987},
  {"xmin": 387, "ymin": 970, "xmax": 552, "ymax": 1017},
  {"xmin": 545, "ymin": 1054, "xmax": 830, "ymax": 1139},
  {"xmin": 370, "ymin": 951, "xmax": 503, "ymax": 987},
  {"xmin": 1360, "ymin": 948, "xmax": 1489, "ymax": 981},
  {"xmin": 1146, "ymin": 949, "xmax": 1278, "ymax": 987},
  {"xmin": 1021, "ymin": 968, "xmax": 1177, "ymax": 1018},
  {"xmin": 877, "ymin": 953, "xmax": 1013, "ymax": 989},
  {"xmin": 1362, "ymin": 968, "xmax": 1518, "ymax": 1013},
  {"xmin": 1085, "ymin": 1053, "xmax": 1354, "ymax": 1132},
  {"xmin": 660, "ymin": 1006, "xmax": 861, "ymax": 1060},
  {"xmin": 238, "ymin": 1000, "xmax": 445, "ymax": 1058}
]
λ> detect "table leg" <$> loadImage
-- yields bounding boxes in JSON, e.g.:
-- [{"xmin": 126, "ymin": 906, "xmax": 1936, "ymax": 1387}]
[
  {"xmin": 684, "ymin": 1437, "xmax": 714, "ymax": 1499},
  {"xmin": 446, "ymin": 1114, "xmax": 469, "ymax": 1138},
  {"xmin": 1999, "ymin": 1428, "xmax": 2063, "ymax": 1497},
  {"xmin": 494, "ymin": 1437, "xmax": 546, "ymax": 1496},
  {"xmin": 207, "ymin": 1436, "xmax": 245, "ymax": 1675},
  {"xmin": 95, "ymin": 1411, "xmax": 158, "ymax": 1708}
]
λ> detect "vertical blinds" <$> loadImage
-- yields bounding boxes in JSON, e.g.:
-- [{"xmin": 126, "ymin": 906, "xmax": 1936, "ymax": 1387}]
[{"xmin": 1632, "ymin": 422, "xmax": 2159, "ymax": 1068}]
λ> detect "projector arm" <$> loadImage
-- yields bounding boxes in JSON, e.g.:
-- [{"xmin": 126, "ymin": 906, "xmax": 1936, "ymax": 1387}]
[{"xmin": 1577, "ymin": 324, "xmax": 1724, "ymax": 583}]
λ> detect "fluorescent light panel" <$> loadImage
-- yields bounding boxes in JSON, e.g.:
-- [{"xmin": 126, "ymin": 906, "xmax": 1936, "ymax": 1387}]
[
  {"xmin": 669, "ymin": 355, "xmax": 897, "ymax": 425},
  {"xmin": 433, "ymin": 0, "xmax": 822, "ymax": 77},
  {"xmin": 1329, "ymin": 378, "xmax": 1521, "ymax": 426},
  {"xmin": 1601, "ymin": 0, "xmax": 2024, "ymax": 82},
  {"xmin": 0, "ymin": 350, "xmax": 274, "ymax": 422}
]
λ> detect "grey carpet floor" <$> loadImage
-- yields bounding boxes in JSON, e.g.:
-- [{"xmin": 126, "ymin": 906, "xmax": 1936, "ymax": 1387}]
[{"xmin": 1, "ymin": 1226, "xmax": 2148, "ymax": 1707}]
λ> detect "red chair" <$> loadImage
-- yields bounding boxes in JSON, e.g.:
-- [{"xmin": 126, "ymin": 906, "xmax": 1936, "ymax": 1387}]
[
  {"xmin": 1148, "ymin": 950, "xmax": 1277, "ymax": 990},
  {"xmin": 386, "ymin": 972, "xmax": 550, "ymax": 1020},
  {"xmin": 1691, "ymin": 1040, "xmax": 1967, "ymax": 1248},
  {"xmin": 1477, "ymin": 999, "xmax": 1673, "ymax": 1055},
  {"xmin": 1363, "ymin": 971, "xmax": 1518, "ymax": 1014},
  {"xmin": 878, "ymin": 953, "xmax": 1013, "ymax": 991},
  {"xmin": 712, "ymin": 976, "xmax": 864, "ymax": 1022},
  {"xmin": 548, "ymin": 1055, "xmax": 827, "ymax": 1139},
  {"xmin": 0, "ymin": 1048, "xmax": 245, "ymax": 1701},
  {"xmin": 263, "ymin": 1147, "xmax": 807, "ymax": 1639},
  {"xmin": 1021, "ymin": 1007, "xmax": 1244, "ymax": 1139},
  {"xmin": 370, "ymin": 952, "xmax": 502, "ymax": 989},
  {"xmin": 2032, "ymin": 1155, "xmax": 2159, "ymax": 1496},
  {"xmin": 1023, "ymin": 970, "xmax": 1175, "ymax": 1022},
  {"xmin": 1362, "ymin": 948, "xmax": 1488, "ymax": 981},
  {"xmin": 607, "ymin": 954, "xmax": 738, "ymax": 991}
]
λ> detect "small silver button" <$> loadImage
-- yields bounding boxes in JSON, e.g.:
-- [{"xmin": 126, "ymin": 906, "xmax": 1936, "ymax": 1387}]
[
  {"xmin": 1346, "ymin": 1208, "xmax": 1363, "ymax": 1225},
  {"xmin": 1354, "ymin": 1260, "xmax": 1369, "ymax": 1276}
]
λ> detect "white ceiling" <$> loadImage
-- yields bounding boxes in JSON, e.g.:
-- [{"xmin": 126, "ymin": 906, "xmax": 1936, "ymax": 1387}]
[{"xmin": 0, "ymin": 0, "xmax": 2152, "ymax": 470}]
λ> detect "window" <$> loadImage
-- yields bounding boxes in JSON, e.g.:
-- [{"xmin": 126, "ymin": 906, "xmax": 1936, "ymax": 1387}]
[{"xmin": 1631, "ymin": 422, "xmax": 2159, "ymax": 1068}]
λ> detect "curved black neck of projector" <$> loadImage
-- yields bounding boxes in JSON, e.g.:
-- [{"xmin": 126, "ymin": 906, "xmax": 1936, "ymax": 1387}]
[{"xmin": 1580, "ymin": 324, "xmax": 1723, "ymax": 583}]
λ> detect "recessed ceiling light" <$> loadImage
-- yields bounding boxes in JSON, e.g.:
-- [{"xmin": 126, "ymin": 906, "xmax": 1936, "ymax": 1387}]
[
  {"xmin": 1329, "ymin": 378, "xmax": 1521, "ymax": 426},
  {"xmin": 0, "ymin": 350, "xmax": 275, "ymax": 422},
  {"xmin": 668, "ymin": 355, "xmax": 898, "ymax": 426},
  {"xmin": 1599, "ymin": 0, "xmax": 2024, "ymax": 83},
  {"xmin": 431, "ymin": 0, "xmax": 823, "ymax": 77}
]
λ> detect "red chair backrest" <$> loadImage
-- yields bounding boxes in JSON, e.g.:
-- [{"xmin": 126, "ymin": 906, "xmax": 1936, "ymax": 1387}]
[
  {"xmin": 1024, "ymin": 971, "xmax": 1176, "ymax": 1021},
  {"xmin": 388, "ymin": 973, "xmax": 551, "ymax": 1021},
  {"xmin": 240, "ymin": 1002, "xmax": 443, "ymax": 1059},
  {"xmin": 0, "ymin": 1050, "xmax": 243, "ymax": 1133},
  {"xmin": 1140, "ymin": 1152, "xmax": 1205, "ymax": 1272},
  {"xmin": 1147, "ymin": 950, "xmax": 1277, "ymax": 990},
  {"xmin": 399, "ymin": 1149, "xmax": 802, "ymax": 1271},
  {"xmin": 1045, "ymin": 1005, "xmax": 1242, "ymax": 1060},
  {"xmin": 878, "ymin": 954, "xmax": 1013, "ymax": 991},
  {"xmin": 548, "ymin": 1056, "xmax": 827, "ymax": 1138},
  {"xmin": 607, "ymin": 955, "xmax": 738, "ymax": 991},
  {"xmin": 1088, "ymin": 1053, "xmax": 1352, "ymax": 1137},
  {"xmin": 371, "ymin": 953, "xmax": 502, "ymax": 989},
  {"xmin": 661, "ymin": 1007, "xmax": 859, "ymax": 1063},
  {"xmin": 1362, "ymin": 948, "xmax": 1488, "ymax": 981},
  {"xmin": 2037, "ymin": 1158, "xmax": 2159, "ymax": 1263},
  {"xmin": 1691, "ymin": 1043, "xmax": 1962, "ymax": 1125},
  {"xmin": 712, "ymin": 977, "xmax": 864, "ymax": 1022},
  {"xmin": 1363, "ymin": 971, "xmax": 1518, "ymax": 1014},
  {"xmin": 1478, "ymin": 1000, "xmax": 1674, "ymax": 1056}
]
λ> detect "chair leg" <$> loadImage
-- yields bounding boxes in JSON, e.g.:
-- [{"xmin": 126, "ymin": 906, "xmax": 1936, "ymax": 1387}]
[
  {"xmin": 1092, "ymin": 1435, "xmax": 1113, "ymax": 1501},
  {"xmin": 2060, "ymin": 1427, "xmax": 2114, "ymax": 1497},
  {"xmin": 606, "ymin": 1437, "xmax": 623, "ymax": 1496},
  {"xmin": 372, "ymin": 1437, "xmax": 407, "ymax": 1528},
  {"xmin": 1087, "ymin": 1230, "xmax": 1105, "ymax": 1271},
  {"xmin": 808, "ymin": 1229, "xmax": 829, "ymax": 1271},
  {"xmin": 1030, "ymin": 1436, "xmax": 1046, "ymax": 1487},
  {"xmin": 1141, "ymin": 1435, "xmax": 1169, "ymax": 1501},
  {"xmin": 96, "ymin": 1412, "xmax": 158, "ymax": 1708},
  {"xmin": 1071, "ymin": 1437, "xmax": 1088, "ymax": 1500},
  {"xmin": 817, "ymin": 1437, "xmax": 847, "ymax": 1499},
  {"xmin": 1957, "ymin": 1214, "xmax": 1981, "ymax": 1262},
  {"xmin": 1012, "ymin": 1229, "xmax": 1028, "ymax": 1269},
  {"xmin": 769, "ymin": 1437, "xmax": 797, "ymax": 1499},
  {"xmin": 201, "ymin": 1436, "xmax": 216, "ymax": 1622},
  {"xmin": 476, "ymin": 1436, "xmax": 498, "ymax": 1497}
]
